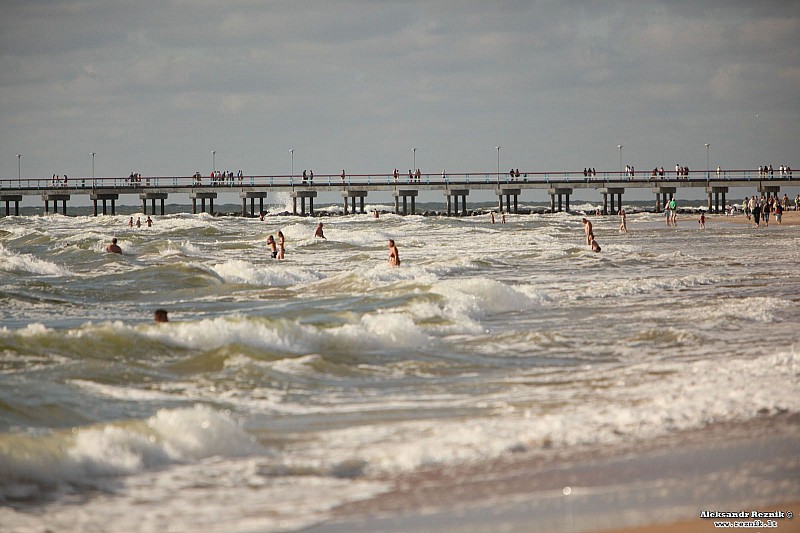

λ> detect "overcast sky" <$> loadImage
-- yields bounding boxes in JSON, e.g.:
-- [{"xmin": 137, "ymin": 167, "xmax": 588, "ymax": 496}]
[{"xmin": 2, "ymin": 0, "xmax": 799, "ymax": 181}]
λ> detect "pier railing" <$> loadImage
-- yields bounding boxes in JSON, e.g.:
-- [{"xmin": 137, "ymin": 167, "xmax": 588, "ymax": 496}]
[{"xmin": 0, "ymin": 169, "xmax": 794, "ymax": 192}]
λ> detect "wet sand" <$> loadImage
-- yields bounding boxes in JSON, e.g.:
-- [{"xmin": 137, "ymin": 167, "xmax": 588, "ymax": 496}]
[
  {"xmin": 300, "ymin": 414, "xmax": 800, "ymax": 533},
  {"xmin": 691, "ymin": 209, "xmax": 800, "ymax": 226}
]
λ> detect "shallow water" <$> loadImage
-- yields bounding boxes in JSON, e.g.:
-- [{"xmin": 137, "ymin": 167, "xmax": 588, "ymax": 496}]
[{"xmin": 1, "ymin": 206, "xmax": 799, "ymax": 532}]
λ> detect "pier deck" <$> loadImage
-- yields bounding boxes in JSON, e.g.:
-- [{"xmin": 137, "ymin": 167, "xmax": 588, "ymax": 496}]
[{"xmin": 0, "ymin": 170, "xmax": 794, "ymax": 216}]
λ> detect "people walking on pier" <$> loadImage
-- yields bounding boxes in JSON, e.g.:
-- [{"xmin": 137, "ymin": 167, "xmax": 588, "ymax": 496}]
[
  {"xmin": 388, "ymin": 239, "xmax": 400, "ymax": 266},
  {"xmin": 393, "ymin": 169, "xmax": 399, "ymax": 182},
  {"xmin": 302, "ymin": 170, "xmax": 307, "ymax": 184},
  {"xmin": 267, "ymin": 235, "xmax": 277, "ymax": 258},
  {"xmin": 415, "ymin": 168, "xmax": 421, "ymax": 182},
  {"xmin": 277, "ymin": 230, "xmax": 285, "ymax": 259},
  {"xmin": 309, "ymin": 170, "xmax": 314, "ymax": 184}
]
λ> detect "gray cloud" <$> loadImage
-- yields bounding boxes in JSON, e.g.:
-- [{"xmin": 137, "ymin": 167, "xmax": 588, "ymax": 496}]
[{"xmin": 1, "ymin": 0, "xmax": 798, "ymax": 180}]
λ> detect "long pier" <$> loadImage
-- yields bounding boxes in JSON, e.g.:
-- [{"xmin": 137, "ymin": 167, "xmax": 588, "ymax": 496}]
[{"xmin": 0, "ymin": 170, "xmax": 795, "ymax": 217}]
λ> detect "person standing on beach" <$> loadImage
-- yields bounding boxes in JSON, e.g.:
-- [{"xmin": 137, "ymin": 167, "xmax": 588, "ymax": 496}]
[
  {"xmin": 762, "ymin": 198, "xmax": 770, "ymax": 227},
  {"xmin": 266, "ymin": 235, "xmax": 277, "ymax": 258},
  {"xmin": 388, "ymin": 239, "xmax": 400, "ymax": 266},
  {"xmin": 774, "ymin": 200, "xmax": 783, "ymax": 225},
  {"xmin": 490, "ymin": 212, "xmax": 495, "ymax": 224},
  {"xmin": 277, "ymin": 231, "xmax": 285, "ymax": 259},
  {"xmin": 582, "ymin": 218, "xmax": 593, "ymax": 244},
  {"xmin": 699, "ymin": 211, "xmax": 706, "ymax": 229},
  {"xmin": 752, "ymin": 198, "xmax": 761, "ymax": 227},
  {"xmin": 619, "ymin": 208, "xmax": 628, "ymax": 234}
]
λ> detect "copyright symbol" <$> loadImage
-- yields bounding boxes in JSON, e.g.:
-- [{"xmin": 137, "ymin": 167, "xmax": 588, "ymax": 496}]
[{"xmin": 788, "ymin": 511, "xmax": 793, "ymax": 519}]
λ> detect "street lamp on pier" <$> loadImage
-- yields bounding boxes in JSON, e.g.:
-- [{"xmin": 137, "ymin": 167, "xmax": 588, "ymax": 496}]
[
  {"xmin": 91, "ymin": 152, "xmax": 96, "ymax": 181},
  {"xmin": 413, "ymin": 147, "xmax": 417, "ymax": 171},
  {"xmin": 290, "ymin": 149, "xmax": 294, "ymax": 177},
  {"xmin": 211, "ymin": 150, "xmax": 216, "ymax": 173},
  {"xmin": 617, "ymin": 145, "xmax": 623, "ymax": 175},
  {"xmin": 705, "ymin": 143, "xmax": 710, "ymax": 179},
  {"xmin": 495, "ymin": 146, "xmax": 501, "ymax": 183},
  {"xmin": 17, "ymin": 154, "xmax": 21, "ymax": 186}
]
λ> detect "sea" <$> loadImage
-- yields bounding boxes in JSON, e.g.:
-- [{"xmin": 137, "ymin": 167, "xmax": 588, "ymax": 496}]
[{"xmin": 1, "ymin": 197, "xmax": 799, "ymax": 532}]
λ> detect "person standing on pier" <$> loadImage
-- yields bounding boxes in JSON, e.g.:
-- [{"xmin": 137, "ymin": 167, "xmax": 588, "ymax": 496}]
[{"xmin": 341, "ymin": 170, "xmax": 346, "ymax": 184}]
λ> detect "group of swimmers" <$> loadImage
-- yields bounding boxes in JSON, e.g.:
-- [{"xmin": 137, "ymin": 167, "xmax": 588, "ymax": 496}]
[{"xmin": 128, "ymin": 216, "xmax": 152, "ymax": 228}]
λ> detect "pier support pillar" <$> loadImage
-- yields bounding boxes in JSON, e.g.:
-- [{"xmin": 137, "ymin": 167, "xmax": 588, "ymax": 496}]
[
  {"xmin": 92, "ymin": 193, "xmax": 119, "ymax": 216},
  {"xmin": 42, "ymin": 193, "xmax": 70, "ymax": 216},
  {"xmin": 653, "ymin": 187, "xmax": 676, "ymax": 213},
  {"xmin": 393, "ymin": 190, "xmax": 419, "ymax": 215},
  {"xmin": 190, "ymin": 192, "xmax": 217, "ymax": 214},
  {"xmin": 496, "ymin": 188, "xmax": 521, "ymax": 214},
  {"xmin": 758, "ymin": 184, "xmax": 780, "ymax": 199},
  {"xmin": 239, "ymin": 191, "xmax": 267, "ymax": 217},
  {"xmin": 291, "ymin": 190, "xmax": 317, "ymax": 217},
  {"xmin": 548, "ymin": 188, "xmax": 573, "ymax": 213},
  {"xmin": 599, "ymin": 188, "xmax": 624, "ymax": 215},
  {"xmin": 705, "ymin": 187, "xmax": 729, "ymax": 214},
  {"xmin": 444, "ymin": 189, "xmax": 470, "ymax": 216},
  {"xmin": 1, "ymin": 195, "xmax": 22, "ymax": 217},
  {"xmin": 341, "ymin": 190, "xmax": 367, "ymax": 215},
  {"xmin": 140, "ymin": 193, "xmax": 168, "ymax": 216}
]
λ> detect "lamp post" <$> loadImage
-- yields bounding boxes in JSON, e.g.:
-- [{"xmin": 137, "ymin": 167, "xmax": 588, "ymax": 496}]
[
  {"xmin": 91, "ymin": 152, "xmax": 96, "ymax": 180},
  {"xmin": 705, "ymin": 143, "xmax": 710, "ymax": 179},
  {"xmin": 617, "ymin": 145, "xmax": 623, "ymax": 175},
  {"xmin": 17, "ymin": 154, "xmax": 21, "ymax": 186},
  {"xmin": 211, "ymin": 150, "xmax": 216, "ymax": 173},
  {"xmin": 290, "ymin": 149, "xmax": 294, "ymax": 177},
  {"xmin": 495, "ymin": 146, "xmax": 501, "ymax": 182},
  {"xmin": 412, "ymin": 147, "xmax": 417, "ymax": 170}
]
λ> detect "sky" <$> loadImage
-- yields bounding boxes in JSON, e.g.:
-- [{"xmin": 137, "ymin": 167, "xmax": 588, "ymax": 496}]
[{"xmin": 2, "ymin": 0, "xmax": 799, "ymax": 182}]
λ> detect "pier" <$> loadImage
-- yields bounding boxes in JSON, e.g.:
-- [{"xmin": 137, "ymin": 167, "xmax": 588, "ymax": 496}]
[{"xmin": 0, "ymin": 170, "xmax": 794, "ymax": 217}]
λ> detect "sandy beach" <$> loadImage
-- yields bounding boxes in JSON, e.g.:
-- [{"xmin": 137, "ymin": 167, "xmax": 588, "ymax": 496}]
[
  {"xmin": 301, "ymin": 414, "xmax": 800, "ymax": 533},
  {"xmin": 687, "ymin": 208, "xmax": 800, "ymax": 227}
]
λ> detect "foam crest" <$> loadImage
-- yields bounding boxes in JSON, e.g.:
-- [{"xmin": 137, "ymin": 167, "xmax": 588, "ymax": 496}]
[
  {"xmin": 208, "ymin": 259, "xmax": 321, "ymax": 286},
  {"xmin": 0, "ymin": 243, "xmax": 70, "ymax": 276},
  {"xmin": 431, "ymin": 278, "xmax": 545, "ymax": 318},
  {"xmin": 0, "ymin": 406, "xmax": 264, "ymax": 501}
]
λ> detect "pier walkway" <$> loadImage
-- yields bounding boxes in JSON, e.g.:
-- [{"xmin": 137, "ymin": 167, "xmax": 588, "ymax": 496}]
[{"xmin": 0, "ymin": 170, "xmax": 794, "ymax": 217}]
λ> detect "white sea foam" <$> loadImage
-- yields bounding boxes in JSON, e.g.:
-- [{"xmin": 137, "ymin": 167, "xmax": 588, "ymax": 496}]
[
  {"xmin": 0, "ymin": 243, "xmax": 70, "ymax": 276},
  {"xmin": 208, "ymin": 259, "xmax": 322, "ymax": 286},
  {"xmin": 0, "ymin": 405, "xmax": 264, "ymax": 502}
]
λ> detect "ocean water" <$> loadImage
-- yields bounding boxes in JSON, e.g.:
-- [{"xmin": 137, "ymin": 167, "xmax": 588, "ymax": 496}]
[{"xmin": 1, "ymin": 201, "xmax": 799, "ymax": 532}]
